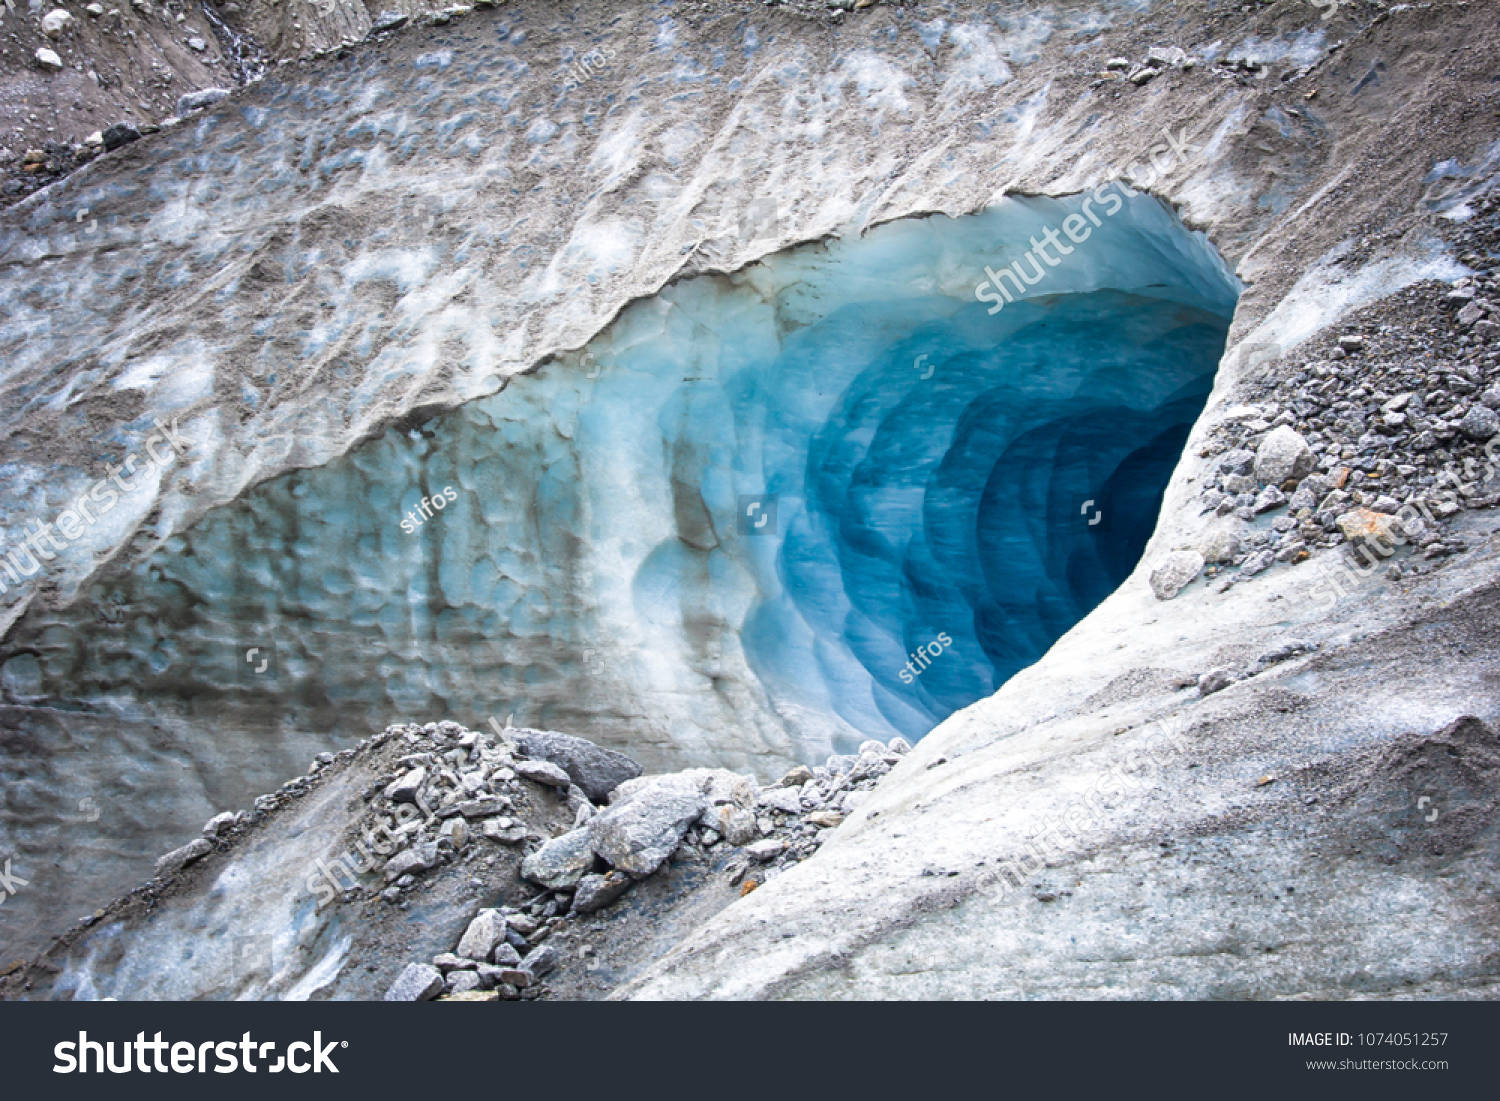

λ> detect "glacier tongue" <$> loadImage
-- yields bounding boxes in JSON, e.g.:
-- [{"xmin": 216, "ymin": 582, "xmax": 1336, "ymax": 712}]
[{"xmin": 2, "ymin": 194, "xmax": 1235, "ymax": 783}]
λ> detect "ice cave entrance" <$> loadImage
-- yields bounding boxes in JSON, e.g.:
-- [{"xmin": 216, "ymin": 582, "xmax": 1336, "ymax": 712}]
[{"xmin": 10, "ymin": 192, "xmax": 1239, "ymax": 772}]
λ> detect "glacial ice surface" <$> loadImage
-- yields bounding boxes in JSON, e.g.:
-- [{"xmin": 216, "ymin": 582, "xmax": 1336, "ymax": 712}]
[{"xmin": 3, "ymin": 193, "xmax": 1237, "ymax": 774}]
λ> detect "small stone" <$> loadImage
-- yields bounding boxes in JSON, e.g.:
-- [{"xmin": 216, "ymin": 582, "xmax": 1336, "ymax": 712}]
[
  {"xmin": 1239, "ymin": 550, "xmax": 1275, "ymax": 577},
  {"xmin": 1128, "ymin": 67, "xmax": 1157, "ymax": 85},
  {"xmin": 187, "ymin": 35, "xmax": 206, "ymax": 51},
  {"xmin": 498, "ymin": 968, "xmax": 533, "ymax": 989},
  {"xmin": 714, "ymin": 805, "xmax": 759, "ymax": 846},
  {"xmin": 746, "ymin": 838, "xmax": 787, "ymax": 861},
  {"xmin": 515, "ymin": 759, "xmax": 571, "ymax": 788},
  {"xmin": 384, "ymin": 963, "xmax": 443, "ymax": 1001},
  {"xmin": 1148, "ymin": 550, "xmax": 1204, "ymax": 600},
  {"xmin": 371, "ymin": 10, "xmax": 408, "ymax": 31},
  {"xmin": 383, "ymin": 767, "xmax": 426, "ymax": 803},
  {"xmin": 1105, "ymin": 57, "xmax": 1131, "ymax": 70},
  {"xmin": 85, "ymin": 2, "xmax": 104, "ymax": 14},
  {"xmin": 1336, "ymin": 508, "xmax": 1399, "ymax": 549},
  {"xmin": 1459, "ymin": 403, "xmax": 1500, "ymax": 440},
  {"xmin": 806, "ymin": 810, "xmax": 844, "ymax": 828},
  {"xmin": 439, "ymin": 818, "xmax": 468, "ymax": 848},
  {"xmin": 202, "ymin": 811, "xmax": 237, "ymax": 837},
  {"xmin": 520, "ymin": 827, "xmax": 595, "ymax": 890},
  {"xmin": 480, "ymin": 818, "xmax": 528, "ymax": 844},
  {"xmin": 154, "ymin": 837, "xmax": 212, "ymax": 877},
  {"xmin": 1218, "ymin": 449, "xmax": 1256, "ymax": 475},
  {"xmin": 1146, "ymin": 45, "xmax": 1187, "ymax": 67},
  {"xmin": 1252, "ymin": 484, "xmax": 1287, "ymax": 514},
  {"xmin": 383, "ymin": 841, "xmax": 440, "ymax": 882},
  {"xmin": 1337, "ymin": 334, "xmax": 1364, "ymax": 352},
  {"xmin": 778, "ymin": 765, "xmax": 814, "ymax": 788},
  {"xmin": 757, "ymin": 786, "xmax": 801, "ymax": 814},
  {"xmin": 455, "ymin": 909, "xmax": 505, "ymax": 960},
  {"xmin": 1458, "ymin": 300, "xmax": 1485, "ymax": 327},
  {"xmin": 42, "ymin": 9, "xmax": 74, "ymax": 38},
  {"xmin": 35, "ymin": 48, "xmax": 64, "ymax": 72},
  {"xmin": 175, "ymin": 88, "xmax": 230, "ymax": 116},
  {"xmin": 1254, "ymin": 426, "xmax": 1316, "ymax": 486},
  {"xmin": 521, "ymin": 944, "xmax": 558, "ymax": 977},
  {"xmin": 491, "ymin": 943, "xmax": 522, "ymax": 967},
  {"xmin": 571, "ymin": 870, "xmax": 632, "ymax": 913}
]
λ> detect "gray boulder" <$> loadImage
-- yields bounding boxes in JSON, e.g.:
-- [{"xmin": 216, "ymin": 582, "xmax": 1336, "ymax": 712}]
[
  {"xmin": 588, "ymin": 777, "xmax": 705, "ymax": 876},
  {"xmin": 101, "ymin": 123, "xmax": 141, "ymax": 152},
  {"xmin": 515, "ymin": 759, "xmax": 571, "ymax": 789},
  {"xmin": 1148, "ymin": 550, "xmax": 1204, "ymax": 601},
  {"xmin": 383, "ymin": 841, "xmax": 440, "ymax": 882},
  {"xmin": 521, "ymin": 944, "xmax": 558, "ymax": 977},
  {"xmin": 512, "ymin": 729, "xmax": 642, "ymax": 801},
  {"xmin": 1460, "ymin": 403, "xmax": 1500, "ymax": 440},
  {"xmin": 384, "ymin": 962, "xmax": 443, "ymax": 1001},
  {"xmin": 1253, "ymin": 426, "xmax": 1315, "ymax": 486},
  {"xmin": 154, "ymin": 837, "xmax": 212, "ymax": 877},
  {"xmin": 175, "ymin": 88, "xmax": 230, "ymax": 116},
  {"xmin": 383, "ymin": 766, "xmax": 426, "ymax": 803},
  {"xmin": 520, "ymin": 828, "xmax": 596, "ymax": 889},
  {"xmin": 455, "ymin": 909, "xmax": 504, "ymax": 960},
  {"xmin": 571, "ymin": 870, "xmax": 633, "ymax": 913}
]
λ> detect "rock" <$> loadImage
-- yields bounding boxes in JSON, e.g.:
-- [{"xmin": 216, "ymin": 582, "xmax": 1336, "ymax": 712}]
[
  {"xmin": 520, "ymin": 828, "xmax": 596, "ymax": 889},
  {"xmin": 1239, "ymin": 550, "xmax": 1274, "ymax": 577},
  {"xmin": 481, "ymin": 818, "xmax": 528, "ymax": 844},
  {"xmin": 383, "ymin": 841, "xmax": 440, "ymax": 882},
  {"xmin": 1198, "ymin": 669, "xmax": 1233, "ymax": 696},
  {"xmin": 713, "ymin": 805, "xmax": 759, "ymax": 846},
  {"xmin": 154, "ymin": 838, "xmax": 212, "ymax": 877},
  {"xmin": 498, "ymin": 968, "xmax": 533, "ymax": 989},
  {"xmin": 85, "ymin": 3, "xmax": 104, "ymax": 14},
  {"xmin": 571, "ymin": 870, "xmax": 633, "ymax": 913},
  {"xmin": 1458, "ymin": 300, "xmax": 1485, "ymax": 327},
  {"xmin": 371, "ymin": 11, "xmax": 408, "ymax": 31},
  {"xmin": 778, "ymin": 765, "xmax": 814, "ymax": 788},
  {"xmin": 383, "ymin": 766, "xmax": 426, "ymax": 803},
  {"xmin": 746, "ymin": 838, "xmax": 787, "ymax": 861},
  {"xmin": 1218, "ymin": 448, "xmax": 1256, "ymax": 475},
  {"xmin": 1105, "ymin": 57, "xmax": 1131, "ymax": 70},
  {"xmin": 187, "ymin": 36, "xmax": 206, "ymax": 51},
  {"xmin": 455, "ymin": 909, "xmax": 505, "ymax": 960},
  {"xmin": 1128, "ymin": 67, "xmax": 1157, "ymax": 86},
  {"xmin": 431, "ymin": 952, "xmax": 476, "ymax": 973},
  {"xmin": 588, "ymin": 779, "xmax": 704, "ymax": 876},
  {"xmin": 102, "ymin": 123, "xmax": 143, "ymax": 151},
  {"xmin": 1252, "ymin": 484, "xmax": 1287, "ymax": 514},
  {"xmin": 757, "ymin": 786, "xmax": 802, "ymax": 814},
  {"xmin": 521, "ymin": 944, "xmax": 558, "ymax": 977},
  {"xmin": 35, "ymin": 49, "xmax": 64, "ymax": 72},
  {"xmin": 1146, "ymin": 46, "xmax": 1187, "ymax": 67},
  {"xmin": 1254, "ymin": 426, "xmax": 1315, "ymax": 486},
  {"xmin": 41, "ymin": 10, "xmax": 74, "ymax": 38},
  {"xmin": 888, "ymin": 737, "xmax": 912, "ymax": 754},
  {"xmin": 1337, "ymin": 334, "xmax": 1364, "ymax": 352},
  {"xmin": 176, "ymin": 88, "xmax": 230, "ymax": 116},
  {"xmin": 439, "ymin": 818, "xmax": 468, "ymax": 847},
  {"xmin": 515, "ymin": 759, "xmax": 571, "ymax": 789},
  {"xmin": 1200, "ymin": 529, "xmax": 1240, "ymax": 564},
  {"xmin": 1459, "ymin": 403, "xmax": 1499, "ymax": 440},
  {"xmin": 445, "ymin": 970, "xmax": 482, "ymax": 995},
  {"xmin": 807, "ymin": 810, "xmax": 844, "ymax": 828},
  {"xmin": 1336, "ymin": 508, "xmax": 1399, "ymax": 549},
  {"xmin": 491, "ymin": 943, "xmax": 522, "ymax": 967},
  {"xmin": 1149, "ymin": 550, "xmax": 1204, "ymax": 600},
  {"xmin": 383, "ymin": 963, "xmax": 443, "ymax": 1001},
  {"xmin": 511, "ymin": 729, "xmax": 641, "ymax": 801},
  {"xmin": 202, "ymin": 811, "xmax": 237, "ymax": 837},
  {"xmin": 448, "ymin": 796, "xmax": 507, "ymax": 818}
]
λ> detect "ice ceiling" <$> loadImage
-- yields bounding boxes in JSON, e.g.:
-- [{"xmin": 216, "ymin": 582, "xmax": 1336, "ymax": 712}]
[{"xmin": 1, "ymin": 193, "xmax": 1238, "ymax": 773}]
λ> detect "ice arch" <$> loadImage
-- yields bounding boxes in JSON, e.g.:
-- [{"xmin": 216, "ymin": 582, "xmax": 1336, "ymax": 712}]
[{"xmin": 1, "ymin": 192, "xmax": 1238, "ymax": 773}]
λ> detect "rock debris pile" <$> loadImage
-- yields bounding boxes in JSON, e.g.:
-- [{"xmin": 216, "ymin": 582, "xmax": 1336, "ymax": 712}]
[{"xmin": 370, "ymin": 720, "xmax": 911, "ymax": 1001}]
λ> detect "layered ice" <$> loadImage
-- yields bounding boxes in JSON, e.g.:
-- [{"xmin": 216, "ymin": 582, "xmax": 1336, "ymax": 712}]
[{"xmin": 1, "ymin": 194, "xmax": 1237, "ymax": 782}]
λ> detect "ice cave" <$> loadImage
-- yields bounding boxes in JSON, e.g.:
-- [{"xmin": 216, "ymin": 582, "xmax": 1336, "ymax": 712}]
[{"xmin": 1, "ymin": 191, "xmax": 1238, "ymax": 776}]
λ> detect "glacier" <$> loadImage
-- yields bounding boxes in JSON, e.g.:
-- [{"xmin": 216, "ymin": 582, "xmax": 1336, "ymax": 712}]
[{"xmin": 1, "ymin": 193, "xmax": 1236, "ymax": 790}]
